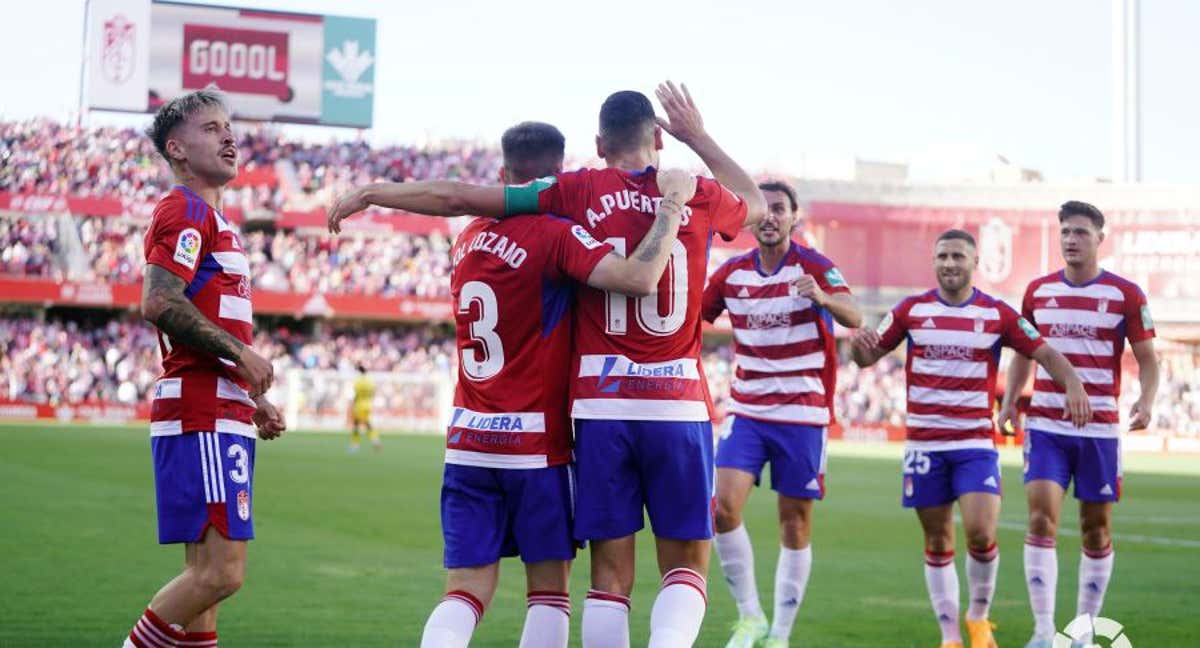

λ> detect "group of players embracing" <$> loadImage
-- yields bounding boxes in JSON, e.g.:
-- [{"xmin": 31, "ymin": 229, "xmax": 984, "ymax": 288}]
[{"xmin": 123, "ymin": 80, "xmax": 1157, "ymax": 648}]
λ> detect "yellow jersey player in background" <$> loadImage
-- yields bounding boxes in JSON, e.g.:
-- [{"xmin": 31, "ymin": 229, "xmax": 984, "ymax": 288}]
[{"xmin": 349, "ymin": 364, "xmax": 380, "ymax": 452}]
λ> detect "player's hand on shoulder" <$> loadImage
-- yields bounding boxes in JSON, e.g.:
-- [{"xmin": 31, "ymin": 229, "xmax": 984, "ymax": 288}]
[
  {"xmin": 656, "ymin": 168, "xmax": 697, "ymax": 204},
  {"xmin": 654, "ymin": 80, "xmax": 706, "ymax": 145},
  {"xmin": 234, "ymin": 345, "xmax": 274, "ymax": 398},
  {"xmin": 252, "ymin": 397, "xmax": 286, "ymax": 440},
  {"xmin": 328, "ymin": 186, "xmax": 370, "ymax": 235}
]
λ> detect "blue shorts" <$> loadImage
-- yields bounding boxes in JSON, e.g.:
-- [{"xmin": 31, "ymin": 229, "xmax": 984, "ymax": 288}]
[
  {"xmin": 1023, "ymin": 429, "xmax": 1121, "ymax": 502},
  {"xmin": 441, "ymin": 463, "xmax": 578, "ymax": 569},
  {"xmin": 716, "ymin": 416, "xmax": 827, "ymax": 499},
  {"xmin": 901, "ymin": 447, "xmax": 1001, "ymax": 509},
  {"xmin": 573, "ymin": 419, "xmax": 715, "ymax": 542},
  {"xmin": 152, "ymin": 432, "xmax": 256, "ymax": 544}
]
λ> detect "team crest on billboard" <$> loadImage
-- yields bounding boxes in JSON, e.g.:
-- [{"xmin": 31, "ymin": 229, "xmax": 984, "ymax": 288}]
[
  {"xmin": 102, "ymin": 14, "xmax": 137, "ymax": 84},
  {"xmin": 978, "ymin": 217, "xmax": 1013, "ymax": 284}
]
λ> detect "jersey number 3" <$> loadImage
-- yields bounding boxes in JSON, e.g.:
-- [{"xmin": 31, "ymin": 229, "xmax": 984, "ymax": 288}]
[
  {"xmin": 603, "ymin": 237, "xmax": 687, "ymax": 337},
  {"xmin": 459, "ymin": 281, "xmax": 504, "ymax": 380}
]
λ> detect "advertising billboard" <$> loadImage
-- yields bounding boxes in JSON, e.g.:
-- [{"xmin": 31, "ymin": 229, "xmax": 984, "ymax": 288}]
[{"xmin": 86, "ymin": 0, "xmax": 376, "ymax": 127}]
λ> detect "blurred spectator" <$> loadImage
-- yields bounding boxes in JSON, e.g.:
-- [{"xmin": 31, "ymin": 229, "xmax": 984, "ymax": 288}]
[{"xmin": 0, "ymin": 214, "xmax": 60, "ymax": 278}]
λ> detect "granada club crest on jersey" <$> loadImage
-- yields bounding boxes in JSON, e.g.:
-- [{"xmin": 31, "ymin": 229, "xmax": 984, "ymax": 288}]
[
  {"xmin": 978, "ymin": 217, "xmax": 1013, "ymax": 285},
  {"xmin": 1098, "ymin": 298, "xmax": 1109, "ymax": 313},
  {"xmin": 237, "ymin": 490, "xmax": 250, "ymax": 521},
  {"xmin": 974, "ymin": 317, "xmax": 984, "ymax": 333},
  {"xmin": 101, "ymin": 14, "xmax": 136, "ymax": 84}
]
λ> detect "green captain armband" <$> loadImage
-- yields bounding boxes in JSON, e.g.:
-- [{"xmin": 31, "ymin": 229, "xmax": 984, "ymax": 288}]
[{"xmin": 503, "ymin": 176, "xmax": 556, "ymax": 215}]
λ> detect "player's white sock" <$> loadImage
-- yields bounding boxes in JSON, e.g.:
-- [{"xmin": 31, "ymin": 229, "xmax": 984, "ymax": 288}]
[
  {"xmin": 714, "ymin": 524, "xmax": 764, "ymax": 618},
  {"xmin": 966, "ymin": 542, "xmax": 999, "ymax": 621},
  {"xmin": 648, "ymin": 568, "xmax": 707, "ymax": 647},
  {"xmin": 582, "ymin": 589, "xmax": 630, "ymax": 648},
  {"xmin": 1076, "ymin": 543, "xmax": 1114, "ymax": 618},
  {"xmin": 421, "ymin": 590, "xmax": 483, "ymax": 648},
  {"xmin": 769, "ymin": 545, "xmax": 812, "ymax": 640},
  {"xmin": 126, "ymin": 608, "xmax": 185, "ymax": 648},
  {"xmin": 520, "ymin": 591, "xmax": 571, "ymax": 648},
  {"xmin": 1024, "ymin": 534, "xmax": 1059, "ymax": 638},
  {"xmin": 924, "ymin": 550, "xmax": 962, "ymax": 644}
]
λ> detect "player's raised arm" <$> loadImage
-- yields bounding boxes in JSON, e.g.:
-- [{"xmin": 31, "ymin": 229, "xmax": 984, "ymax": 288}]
[
  {"xmin": 655, "ymin": 81, "xmax": 767, "ymax": 228},
  {"xmin": 328, "ymin": 181, "xmax": 508, "ymax": 234},
  {"xmin": 585, "ymin": 169, "xmax": 696, "ymax": 297},
  {"xmin": 141, "ymin": 264, "xmax": 274, "ymax": 396},
  {"xmin": 1029, "ymin": 345, "xmax": 1092, "ymax": 428}
]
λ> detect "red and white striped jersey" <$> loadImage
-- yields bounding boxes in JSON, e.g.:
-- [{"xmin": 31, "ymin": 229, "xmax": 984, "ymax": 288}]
[
  {"xmin": 1021, "ymin": 270, "xmax": 1154, "ymax": 438},
  {"xmin": 447, "ymin": 214, "xmax": 613, "ymax": 469},
  {"xmin": 505, "ymin": 168, "xmax": 747, "ymax": 422},
  {"xmin": 877, "ymin": 288, "xmax": 1044, "ymax": 450},
  {"xmin": 143, "ymin": 185, "xmax": 256, "ymax": 438},
  {"xmin": 701, "ymin": 241, "xmax": 850, "ymax": 425}
]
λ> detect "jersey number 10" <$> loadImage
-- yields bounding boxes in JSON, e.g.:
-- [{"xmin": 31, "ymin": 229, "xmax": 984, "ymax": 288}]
[{"xmin": 603, "ymin": 237, "xmax": 688, "ymax": 337}]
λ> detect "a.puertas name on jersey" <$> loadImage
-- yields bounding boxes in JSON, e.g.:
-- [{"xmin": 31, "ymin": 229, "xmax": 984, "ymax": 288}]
[{"xmin": 585, "ymin": 190, "xmax": 692, "ymax": 228}]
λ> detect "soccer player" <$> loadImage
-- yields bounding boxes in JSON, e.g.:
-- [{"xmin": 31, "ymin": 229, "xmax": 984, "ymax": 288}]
[
  {"xmin": 701, "ymin": 180, "xmax": 862, "ymax": 648},
  {"xmin": 123, "ymin": 89, "xmax": 284, "ymax": 648},
  {"xmin": 851, "ymin": 229, "xmax": 1090, "ymax": 648},
  {"xmin": 348, "ymin": 364, "xmax": 380, "ymax": 452},
  {"xmin": 997, "ymin": 201, "xmax": 1159, "ymax": 648},
  {"xmin": 355, "ymin": 120, "xmax": 693, "ymax": 647},
  {"xmin": 329, "ymin": 82, "xmax": 765, "ymax": 647}
]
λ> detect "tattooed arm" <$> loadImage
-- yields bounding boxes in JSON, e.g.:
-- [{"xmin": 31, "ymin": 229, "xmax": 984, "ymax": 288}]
[
  {"xmin": 141, "ymin": 264, "xmax": 275, "ymax": 396},
  {"xmin": 584, "ymin": 169, "xmax": 697, "ymax": 297}
]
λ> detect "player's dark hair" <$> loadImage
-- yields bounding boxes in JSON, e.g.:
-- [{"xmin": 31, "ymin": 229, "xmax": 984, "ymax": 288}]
[
  {"xmin": 356, "ymin": 363, "xmax": 366, "ymax": 374},
  {"xmin": 1058, "ymin": 200, "xmax": 1105, "ymax": 230},
  {"xmin": 936, "ymin": 229, "xmax": 976, "ymax": 248},
  {"xmin": 759, "ymin": 180, "xmax": 799, "ymax": 213},
  {"xmin": 598, "ymin": 90, "xmax": 656, "ymax": 155},
  {"xmin": 145, "ymin": 88, "xmax": 230, "ymax": 165},
  {"xmin": 500, "ymin": 121, "xmax": 565, "ymax": 184}
]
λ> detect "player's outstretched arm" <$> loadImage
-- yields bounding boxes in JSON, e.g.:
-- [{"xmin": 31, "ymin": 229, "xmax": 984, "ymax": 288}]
[
  {"xmin": 1030, "ymin": 345, "xmax": 1092, "ymax": 428},
  {"xmin": 997, "ymin": 352, "xmax": 1034, "ymax": 434},
  {"xmin": 850, "ymin": 328, "xmax": 888, "ymax": 367},
  {"xmin": 141, "ymin": 264, "xmax": 274, "ymax": 396},
  {"xmin": 586, "ymin": 169, "xmax": 696, "ymax": 297},
  {"xmin": 1128, "ymin": 339, "xmax": 1159, "ymax": 430},
  {"xmin": 655, "ymin": 81, "xmax": 767, "ymax": 228},
  {"xmin": 328, "ymin": 181, "xmax": 507, "ymax": 234}
]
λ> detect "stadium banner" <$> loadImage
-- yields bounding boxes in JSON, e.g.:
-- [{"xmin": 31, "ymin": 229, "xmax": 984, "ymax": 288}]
[
  {"xmin": 0, "ymin": 277, "xmax": 452, "ymax": 321},
  {"xmin": 808, "ymin": 202, "xmax": 1200, "ymax": 301},
  {"xmin": 0, "ymin": 400, "xmax": 150, "ymax": 424},
  {"xmin": 85, "ymin": 1, "xmax": 376, "ymax": 127}
]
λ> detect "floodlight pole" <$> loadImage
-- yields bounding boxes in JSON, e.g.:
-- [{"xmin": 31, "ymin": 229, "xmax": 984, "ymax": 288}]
[{"xmin": 78, "ymin": 0, "xmax": 92, "ymax": 127}]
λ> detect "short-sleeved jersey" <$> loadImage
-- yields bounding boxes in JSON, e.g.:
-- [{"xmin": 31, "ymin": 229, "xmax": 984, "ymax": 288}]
[
  {"xmin": 447, "ymin": 214, "xmax": 613, "ymax": 469},
  {"xmin": 1021, "ymin": 270, "xmax": 1155, "ymax": 438},
  {"xmin": 876, "ymin": 288, "xmax": 1044, "ymax": 449},
  {"xmin": 143, "ymin": 185, "xmax": 256, "ymax": 437},
  {"xmin": 352, "ymin": 376, "xmax": 375, "ymax": 407},
  {"xmin": 505, "ymin": 167, "xmax": 747, "ymax": 421},
  {"xmin": 701, "ymin": 241, "xmax": 851, "ymax": 425}
]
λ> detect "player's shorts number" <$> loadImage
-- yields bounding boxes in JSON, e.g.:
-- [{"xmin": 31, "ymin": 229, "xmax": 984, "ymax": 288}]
[
  {"xmin": 227, "ymin": 442, "xmax": 249, "ymax": 484},
  {"xmin": 903, "ymin": 450, "xmax": 931, "ymax": 475},
  {"xmin": 458, "ymin": 280, "xmax": 505, "ymax": 380},
  {"xmin": 602, "ymin": 237, "xmax": 687, "ymax": 337}
]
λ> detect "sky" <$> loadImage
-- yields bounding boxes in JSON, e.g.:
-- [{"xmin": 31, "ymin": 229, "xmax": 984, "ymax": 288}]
[{"xmin": 4, "ymin": 0, "xmax": 1199, "ymax": 183}]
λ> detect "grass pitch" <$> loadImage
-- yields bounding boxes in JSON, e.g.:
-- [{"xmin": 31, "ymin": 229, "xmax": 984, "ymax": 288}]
[{"xmin": 1, "ymin": 423, "xmax": 1197, "ymax": 646}]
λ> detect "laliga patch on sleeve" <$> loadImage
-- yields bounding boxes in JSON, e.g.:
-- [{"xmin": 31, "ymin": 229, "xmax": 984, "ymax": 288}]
[
  {"xmin": 570, "ymin": 225, "xmax": 603, "ymax": 250},
  {"xmin": 875, "ymin": 311, "xmax": 894, "ymax": 335},
  {"xmin": 1140, "ymin": 304, "xmax": 1155, "ymax": 330},
  {"xmin": 824, "ymin": 267, "xmax": 847, "ymax": 288},
  {"xmin": 1018, "ymin": 317, "xmax": 1041, "ymax": 339},
  {"xmin": 173, "ymin": 228, "xmax": 202, "ymax": 270}
]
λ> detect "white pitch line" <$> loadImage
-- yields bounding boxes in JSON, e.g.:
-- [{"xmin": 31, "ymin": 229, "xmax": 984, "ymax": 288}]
[{"xmin": 994, "ymin": 519, "xmax": 1200, "ymax": 549}]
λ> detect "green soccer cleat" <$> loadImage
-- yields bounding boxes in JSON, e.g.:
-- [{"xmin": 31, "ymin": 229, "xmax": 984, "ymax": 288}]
[{"xmin": 723, "ymin": 614, "xmax": 768, "ymax": 648}]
